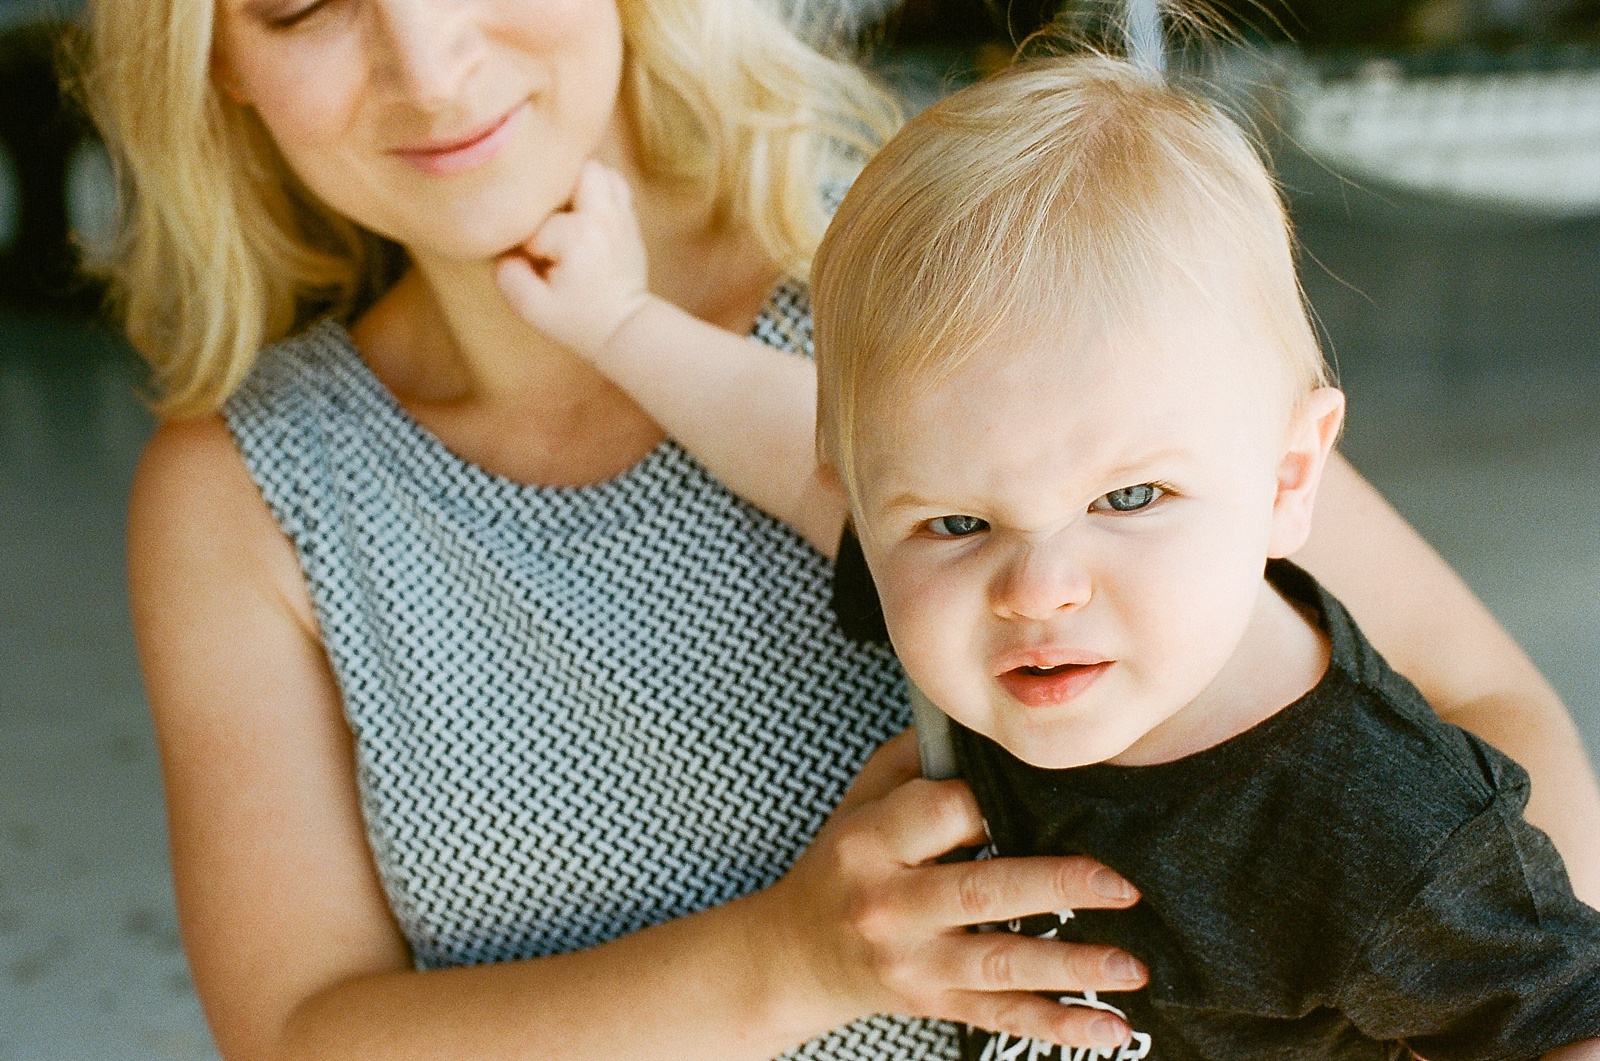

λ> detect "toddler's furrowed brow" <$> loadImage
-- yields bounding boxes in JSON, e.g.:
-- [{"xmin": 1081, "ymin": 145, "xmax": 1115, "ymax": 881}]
[
  {"xmin": 880, "ymin": 489, "xmax": 946, "ymax": 515},
  {"xmin": 1097, "ymin": 447, "xmax": 1202, "ymax": 485}
]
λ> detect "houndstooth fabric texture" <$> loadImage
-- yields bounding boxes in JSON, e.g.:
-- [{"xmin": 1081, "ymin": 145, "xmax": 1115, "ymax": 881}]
[{"xmin": 224, "ymin": 280, "xmax": 960, "ymax": 1060}]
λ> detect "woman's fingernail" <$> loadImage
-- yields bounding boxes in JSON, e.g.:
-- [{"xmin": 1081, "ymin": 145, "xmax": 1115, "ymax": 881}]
[
  {"xmin": 1091, "ymin": 1016, "xmax": 1129, "ymax": 1046},
  {"xmin": 1091, "ymin": 868, "xmax": 1135, "ymax": 900},
  {"xmin": 1105, "ymin": 952, "xmax": 1146, "ymax": 982}
]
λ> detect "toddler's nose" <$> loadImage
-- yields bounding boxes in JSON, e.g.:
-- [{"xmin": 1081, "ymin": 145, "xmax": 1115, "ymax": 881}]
[{"xmin": 990, "ymin": 541, "xmax": 1092, "ymax": 622}]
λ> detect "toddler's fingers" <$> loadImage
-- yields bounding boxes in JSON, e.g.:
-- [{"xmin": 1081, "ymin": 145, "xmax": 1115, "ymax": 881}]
[
  {"xmin": 571, "ymin": 158, "xmax": 615, "ymax": 216},
  {"xmin": 945, "ymin": 990, "xmax": 1134, "ymax": 1053},
  {"xmin": 526, "ymin": 210, "xmax": 581, "ymax": 265},
  {"xmin": 608, "ymin": 166, "xmax": 634, "ymax": 210},
  {"xmin": 493, "ymin": 253, "xmax": 552, "ymax": 321},
  {"xmin": 577, "ymin": 159, "xmax": 632, "ymax": 213}
]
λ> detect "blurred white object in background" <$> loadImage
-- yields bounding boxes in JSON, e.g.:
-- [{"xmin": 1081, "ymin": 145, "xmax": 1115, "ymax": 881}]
[
  {"xmin": 64, "ymin": 135, "xmax": 116, "ymax": 264},
  {"xmin": 778, "ymin": 0, "xmax": 901, "ymax": 47},
  {"xmin": 1127, "ymin": 0, "xmax": 1166, "ymax": 76},
  {"xmin": 1290, "ymin": 60, "xmax": 1600, "ymax": 217}
]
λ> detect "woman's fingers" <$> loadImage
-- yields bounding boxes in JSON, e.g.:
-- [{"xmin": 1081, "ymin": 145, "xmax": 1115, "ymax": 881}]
[
  {"xmin": 770, "ymin": 741, "xmax": 1147, "ymax": 1050},
  {"xmin": 946, "ymin": 990, "xmax": 1136, "ymax": 1052},
  {"xmin": 831, "ymin": 729, "xmax": 922, "ymax": 815},
  {"xmin": 866, "ymin": 774, "xmax": 988, "ymax": 865},
  {"xmin": 941, "ymin": 931, "xmax": 1146, "ymax": 995},
  {"xmin": 908, "ymin": 854, "xmax": 1140, "ymax": 927}
]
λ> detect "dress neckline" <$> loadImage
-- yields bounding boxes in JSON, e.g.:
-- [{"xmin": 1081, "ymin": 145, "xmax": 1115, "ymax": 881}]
[
  {"xmin": 308, "ymin": 317, "xmax": 682, "ymax": 503},
  {"xmin": 304, "ymin": 278, "xmax": 792, "ymax": 501}
]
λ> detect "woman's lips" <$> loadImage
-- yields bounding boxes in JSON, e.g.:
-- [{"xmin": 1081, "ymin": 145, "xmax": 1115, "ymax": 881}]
[
  {"xmin": 392, "ymin": 104, "xmax": 523, "ymax": 176},
  {"xmin": 996, "ymin": 660, "xmax": 1113, "ymax": 709}
]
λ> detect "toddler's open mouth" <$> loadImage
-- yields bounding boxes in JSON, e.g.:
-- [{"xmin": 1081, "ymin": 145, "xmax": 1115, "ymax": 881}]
[{"xmin": 997, "ymin": 659, "xmax": 1113, "ymax": 709}]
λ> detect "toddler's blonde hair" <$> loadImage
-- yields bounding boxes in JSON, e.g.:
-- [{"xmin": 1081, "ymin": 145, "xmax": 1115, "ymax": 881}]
[
  {"xmin": 75, "ymin": 0, "xmax": 897, "ymax": 419},
  {"xmin": 813, "ymin": 51, "xmax": 1328, "ymax": 496}
]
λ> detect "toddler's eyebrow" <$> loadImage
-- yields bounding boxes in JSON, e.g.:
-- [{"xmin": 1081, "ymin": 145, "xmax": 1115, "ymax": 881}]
[
  {"xmin": 1098, "ymin": 448, "xmax": 1199, "ymax": 483},
  {"xmin": 880, "ymin": 490, "xmax": 942, "ymax": 515}
]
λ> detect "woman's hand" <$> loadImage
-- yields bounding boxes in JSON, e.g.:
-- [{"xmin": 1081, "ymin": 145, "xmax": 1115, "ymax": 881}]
[
  {"xmin": 494, "ymin": 158, "xmax": 655, "ymax": 361},
  {"xmin": 757, "ymin": 730, "xmax": 1149, "ymax": 1051}
]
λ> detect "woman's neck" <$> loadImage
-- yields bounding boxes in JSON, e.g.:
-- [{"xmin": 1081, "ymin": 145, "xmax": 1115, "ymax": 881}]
[{"xmin": 348, "ymin": 166, "xmax": 779, "ymax": 486}]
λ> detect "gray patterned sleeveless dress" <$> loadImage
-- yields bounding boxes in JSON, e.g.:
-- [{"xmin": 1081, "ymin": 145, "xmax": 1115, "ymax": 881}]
[{"xmin": 224, "ymin": 280, "xmax": 960, "ymax": 1059}]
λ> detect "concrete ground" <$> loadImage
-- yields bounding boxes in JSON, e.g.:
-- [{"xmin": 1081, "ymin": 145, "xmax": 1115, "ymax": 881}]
[
  {"xmin": 0, "ymin": 316, "xmax": 211, "ymax": 1059},
  {"xmin": 1, "ymin": 184, "xmax": 1597, "ymax": 1059}
]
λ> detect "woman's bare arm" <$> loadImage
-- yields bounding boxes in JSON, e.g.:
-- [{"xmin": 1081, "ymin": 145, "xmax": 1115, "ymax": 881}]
[
  {"xmin": 129, "ymin": 417, "xmax": 1145, "ymax": 1061},
  {"xmin": 1296, "ymin": 455, "xmax": 1600, "ymax": 906}
]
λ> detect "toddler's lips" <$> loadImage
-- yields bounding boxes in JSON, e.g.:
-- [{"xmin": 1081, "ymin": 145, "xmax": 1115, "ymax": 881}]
[{"xmin": 997, "ymin": 660, "xmax": 1113, "ymax": 709}]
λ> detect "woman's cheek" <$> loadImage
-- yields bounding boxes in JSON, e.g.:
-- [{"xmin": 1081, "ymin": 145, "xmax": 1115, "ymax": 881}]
[{"xmin": 231, "ymin": 42, "xmax": 368, "ymax": 166}]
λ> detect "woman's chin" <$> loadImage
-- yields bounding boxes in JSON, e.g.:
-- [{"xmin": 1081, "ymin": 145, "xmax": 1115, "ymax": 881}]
[
  {"xmin": 400, "ymin": 211, "xmax": 555, "ymax": 267},
  {"xmin": 374, "ymin": 174, "xmax": 577, "ymax": 265}
]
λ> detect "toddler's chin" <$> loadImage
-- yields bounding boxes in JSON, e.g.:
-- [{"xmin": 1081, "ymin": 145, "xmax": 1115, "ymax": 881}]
[{"xmin": 985, "ymin": 717, "xmax": 1138, "ymax": 772}]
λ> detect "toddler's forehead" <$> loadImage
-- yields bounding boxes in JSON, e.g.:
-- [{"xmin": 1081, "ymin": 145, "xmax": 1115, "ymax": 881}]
[
  {"xmin": 851, "ymin": 303, "xmax": 1298, "ymax": 482},
  {"xmin": 900, "ymin": 295, "xmax": 1293, "ymax": 406}
]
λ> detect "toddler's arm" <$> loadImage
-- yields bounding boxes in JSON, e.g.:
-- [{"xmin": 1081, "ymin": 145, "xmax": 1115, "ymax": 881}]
[
  {"xmin": 495, "ymin": 161, "xmax": 846, "ymax": 556},
  {"xmin": 1546, "ymin": 1041, "xmax": 1600, "ymax": 1060}
]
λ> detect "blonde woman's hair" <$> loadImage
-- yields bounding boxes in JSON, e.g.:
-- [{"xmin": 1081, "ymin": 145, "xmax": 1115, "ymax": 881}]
[
  {"xmin": 813, "ymin": 50, "xmax": 1329, "ymax": 497},
  {"xmin": 75, "ymin": 0, "xmax": 898, "ymax": 419}
]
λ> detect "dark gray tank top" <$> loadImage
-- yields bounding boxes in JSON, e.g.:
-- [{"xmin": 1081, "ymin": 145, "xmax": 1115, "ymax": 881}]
[{"xmin": 224, "ymin": 281, "xmax": 959, "ymax": 1059}]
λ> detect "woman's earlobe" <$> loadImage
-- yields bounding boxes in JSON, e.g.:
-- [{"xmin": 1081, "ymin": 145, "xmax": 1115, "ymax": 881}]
[
  {"xmin": 212, "ymin": 56, "xmax": 250, "ymax": 105},
  {"xmin": 815, "ymin": 462, "xmax": 844, "ymax": 497}
]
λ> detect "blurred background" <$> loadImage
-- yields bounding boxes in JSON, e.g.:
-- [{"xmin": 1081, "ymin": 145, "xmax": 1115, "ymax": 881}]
[{"xmin": 1, "ymin": 0, "xmax": 1597, "ymax": 1056}]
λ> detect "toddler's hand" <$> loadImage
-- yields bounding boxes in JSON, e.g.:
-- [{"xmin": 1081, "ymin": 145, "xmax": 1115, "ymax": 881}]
[{"xmin": 495, "ymin": 159, "xmax": 652, "ymax": 359}]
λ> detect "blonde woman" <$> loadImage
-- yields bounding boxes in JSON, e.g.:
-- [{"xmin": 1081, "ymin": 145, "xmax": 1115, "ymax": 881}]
[{"xmin": 84, "ymin": 1, "xmax": 1600, "ymax": 1059}]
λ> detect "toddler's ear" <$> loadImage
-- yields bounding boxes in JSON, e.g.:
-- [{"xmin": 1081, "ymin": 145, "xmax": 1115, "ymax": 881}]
[{"xmin": 1267, "ymin": 387, "xmax": 1346, "ymax": 559}]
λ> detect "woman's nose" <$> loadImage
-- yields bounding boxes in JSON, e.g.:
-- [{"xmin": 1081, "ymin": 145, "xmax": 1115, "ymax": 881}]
[
  {"xmin": 990, "ymin": 541, "xmax": 1093, "ymax": 622},
  {"xmin": 372, "ymin": 0, "xmax": 480, "ymax": 111}
]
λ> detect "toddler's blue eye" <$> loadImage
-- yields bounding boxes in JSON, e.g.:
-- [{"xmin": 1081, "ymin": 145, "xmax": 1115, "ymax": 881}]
[
  {"xmin": 928, "ymin": 514, "xmax": 989, "ymax": 537},
  {"xmin": 1098, "ymin": 484, "xmax": 1162, "ymax": 512}
]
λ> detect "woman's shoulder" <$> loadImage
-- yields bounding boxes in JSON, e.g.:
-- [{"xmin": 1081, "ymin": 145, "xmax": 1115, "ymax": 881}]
[
  {"xmin": 133, "ymin": 414, "xmax": 263, "ymax": 537},
  {"xmin": 130, "ymin": 413, "xmax": 319, "ymax": 636},
  {"xmin": 222, "ymin": 319, "xmax": 382, "ymax": 536}
]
